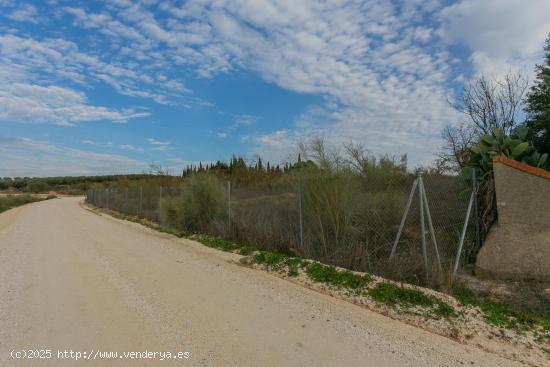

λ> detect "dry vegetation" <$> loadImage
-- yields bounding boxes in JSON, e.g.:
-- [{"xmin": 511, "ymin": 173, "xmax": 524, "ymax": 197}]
[
  {"xmin": 0, "ymin": 194, "xmax": 49, "ymax": 214},
  {"xmin": 87, "ymin": 141, "xmax": 477, "ymax": 290}
]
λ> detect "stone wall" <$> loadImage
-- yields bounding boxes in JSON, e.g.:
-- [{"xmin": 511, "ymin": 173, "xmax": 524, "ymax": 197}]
[{"xmin": 476, "ymin": 156, "xmax": 550, "ymax": 281}]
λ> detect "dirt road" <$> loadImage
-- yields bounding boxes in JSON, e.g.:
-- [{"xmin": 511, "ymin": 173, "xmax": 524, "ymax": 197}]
[{"xmin": 0, "ymin": 197, "xmax": 526, "ymax": 366}]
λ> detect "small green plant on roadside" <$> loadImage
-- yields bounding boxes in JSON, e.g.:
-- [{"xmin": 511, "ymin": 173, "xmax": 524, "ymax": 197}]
[
  {"xmin": 434, "ymin": 302, "xmax": 457, "ymax": 319},
  {"xmin": 452, "ymin": 286, "xmax": 550, "ymax": 331},
  {"xmin": 452, "ymin": 285, "xmax": 479, "ymax": 306},
  {"xmin": 193, "ymin": 234, "xmax": 238, "ymax": 252},
  {"xmin": 305, "ymin": 262, "xmax": 371, "ymax": 289},
  {"xmin": 481, "ymin": 302, "xmax": 518, "ymax": 328},
  {"xmin": 368, "ymin": 282, "xmax": 456, "ymax": 319},
  {"xmin": 237, "ymin": 245, "xmax": 256, "ymax": 255},
  {"xmin": 287, "ymin": 263, "xmax": 299, "ymax": 277},
  {"xmin": 286, "ymin": 258, "xmax": 306, "ymax": 277},
  {"xmin": 253, "ymin": 251, "xmax": 289, "ymax": 269},
  {"xmin": 367, "ymin": 283, "xmax": 433, "ymax": 307}
]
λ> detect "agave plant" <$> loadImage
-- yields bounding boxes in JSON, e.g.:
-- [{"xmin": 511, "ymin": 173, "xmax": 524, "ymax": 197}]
[{"xmin": 469, "ymin": 126, "xmax": 548, "ymax": 178}]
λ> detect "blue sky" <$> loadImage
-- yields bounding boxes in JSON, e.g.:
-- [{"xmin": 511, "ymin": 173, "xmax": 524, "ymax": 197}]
[{"xmin": 0, "ymin": 0, "xmax": 548, "ymax": 177}]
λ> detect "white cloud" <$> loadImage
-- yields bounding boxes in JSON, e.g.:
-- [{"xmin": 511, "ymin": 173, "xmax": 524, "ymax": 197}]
[
  {"xmin": 0, "ymin": 83, "xmax": 149, "ymax": 125},
  {"xmin": 167, "ymin": 0, "xmax": 458, "ymax": 165},
  {"xmin": 7, "ymin": 4, "xmax": 38, "ymax": 23},
  {"xmin": 0, "ymin": 31, "xmax": 193, "ymax": 117},
  {"xmin": 0, "ymin": 135, "xmax": 149, "ymax": 176},
  {"xmin": 0, "ymin": 33, "xmax": 153, "ymax": 125},
  {"xmin": 438, "ymin": 0, "xmax": 550, "ymax": 77},
  {"xmin": 64, "ymin": 7, "xmax": 146, "ymax": 42},
  {"xmin": 2, "ymin": 0, "xmax": 547, "ymax": 167},
  {"xmin": 55, "ymin": 1, "xmax": 459, "ymax": 164},
  {"xmin": 146, "ymin": 138, "xmax": 170, "ymax": 151},
  {"xmin": 233, "ymin": 114, "xmax": 256, "ymax": 126},
  {"xmin": 146, "ymin": 138, "xmax": 169, "ymax": 145}
]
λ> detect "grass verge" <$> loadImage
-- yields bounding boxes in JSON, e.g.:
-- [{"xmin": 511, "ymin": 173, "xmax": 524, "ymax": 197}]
[
  {"xmin": 368, "ymin": 282, "xmax": 456, "ymax": 319},
  {"xmin": 305, "ymin": 262, "xmax": 371, "ymax": 290},
  {"xmin": 452, "ymin": 286, "xmax": 550, "ymax": 332},
  {"xmin": 251, "ymin": 251, "xmax": 370, "ymax": 290},
  {"xmin": 0, "ymin": 194, "xmax": 47, "ymax": 214}
]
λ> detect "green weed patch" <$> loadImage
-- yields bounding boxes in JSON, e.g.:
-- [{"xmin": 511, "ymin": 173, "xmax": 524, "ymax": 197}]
[
  {"xmin": 367, "ymin": 282, "xmax": 456, "ymax": 319},
  {"xmin": 253, "ymin": 251, "xmax": 288, "ymax": 268},
  {"xmin": 452, "ymin": 286, "xmax": 550, "ymax": 331},
  {"xmin": 434, "ymin": 301, "xmax": 457, "ymax": 319},
  {"xmin": 305, "ymin": 262, "xmax": 371, "ymax": 289},
  {"xmin": 368, "ymin": 283, "xmax": 433, "ymax": 307}
]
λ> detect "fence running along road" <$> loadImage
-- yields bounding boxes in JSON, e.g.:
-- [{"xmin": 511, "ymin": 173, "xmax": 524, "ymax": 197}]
[{"xmin": 87, "ymin": 171, "xmax": 479, "ymax": 288}]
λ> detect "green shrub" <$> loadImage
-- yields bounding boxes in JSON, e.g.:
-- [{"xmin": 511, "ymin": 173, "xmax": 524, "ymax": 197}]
[
  {"xmin": 27, "ymin": 179, "xmax": 48, "ymax": 193},
  {"xmin": 181, "ymin": 174, "xmax": 225, "ymax": 232},
  {"xmin": 159, "ymin": 196, "xmax": 186, "ymax": 229},
  {"xmin": 160, "ymin": 174, "xmax": 226, "ymax": 233}
]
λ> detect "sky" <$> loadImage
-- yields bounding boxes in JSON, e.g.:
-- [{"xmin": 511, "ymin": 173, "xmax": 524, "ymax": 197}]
[{"xmin": 0, "ymin": 0, "xmax": 549, "ymax": 177}]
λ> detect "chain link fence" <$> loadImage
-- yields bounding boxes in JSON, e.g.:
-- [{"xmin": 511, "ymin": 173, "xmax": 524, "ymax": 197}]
[{"xmin": 86, "ymin": 171, "xmax": 478, "ymax": 289}]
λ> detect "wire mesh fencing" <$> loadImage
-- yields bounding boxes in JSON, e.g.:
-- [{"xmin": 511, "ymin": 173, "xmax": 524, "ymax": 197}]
[
  {"xmin": 390, "ymin": 173, "xmax": 478, "ymax": 287},
  {"xmin": 86, "ymin": 171, "xmax": 478, "ymax": 289}
]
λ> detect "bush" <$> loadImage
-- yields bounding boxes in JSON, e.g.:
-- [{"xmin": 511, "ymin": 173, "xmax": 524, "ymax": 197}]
[
  {"xmin": 159, "ymin": 196, "xmax": 186, "ymax": 229},
  {"xmin": 158, "ymin": 175, "xmax": 226, "ymax": 233},
  {"xmin": 27, "ymin": 180, "xmax": 48, "ymax": 193}
]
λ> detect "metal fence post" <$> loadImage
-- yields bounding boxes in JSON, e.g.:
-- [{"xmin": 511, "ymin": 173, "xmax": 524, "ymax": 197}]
[
  {"xmin": 159, "ymin": 186, "xmax": 163, "ymax": 222},
  {"xmin": 125, "ymin": 187, "xmax": 128, "ymax": 214},
  {"xmin": 298, "ymin": 180, "xmax": 304, "ymax": 250},
  {"xmin": 420, "ymin": 177, "xmax": 442, "ymax": 274},
  {"xmin": 472, "ymin": 168, "xmax": 480, "ymax": 251},
  {"xmin": 139, "ymin": 185, "xmax": 143, "ymax": 217},
  {"xmin": 419, "ymin": 174, "xmax": 429, "ymax": 284},
  {"xmin": 227, "ymin": 180, "xmax": 232, "ymax": 232},
  {"xmin": 452, "ymin": 190, "xmax": 475, "ymax": 282},
  {"xmin": 390, "ymin": 178, "xmax": 418, "ymax": 259}
]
